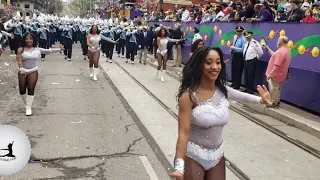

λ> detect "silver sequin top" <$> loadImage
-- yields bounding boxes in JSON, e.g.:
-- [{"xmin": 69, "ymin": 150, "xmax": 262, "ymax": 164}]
[
  {"xmin": 189, "ymin": 86, "xmax": 261, "ymax": 150},
  {"xmin": 22, "ymin": 48, "xmax": 60, "ymax": 69}
]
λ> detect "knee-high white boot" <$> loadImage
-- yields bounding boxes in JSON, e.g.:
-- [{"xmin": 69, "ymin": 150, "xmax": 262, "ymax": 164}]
[
  {"xmin": 89, "ymin": 67, "xmax": 93, "ymax": 77},
  {"xmin": 93, "ymin": 68, "xmax": 98, "ymax": 81},
  {"xmin": 26, "ymin": 95, "xmax": 34, "ymax": 116},
  {"xmin": 21, "ymin": 94, "xmax": 27, "ymax": 105},
  {"xmin": 161, "ymin": 70, "xmax": 166, "ymax": 82}
]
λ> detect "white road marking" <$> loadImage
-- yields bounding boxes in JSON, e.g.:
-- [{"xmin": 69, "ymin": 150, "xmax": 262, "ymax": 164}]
[{"xmin": 139, "ymin": 156, "xmax": 160, "ymax": 180}]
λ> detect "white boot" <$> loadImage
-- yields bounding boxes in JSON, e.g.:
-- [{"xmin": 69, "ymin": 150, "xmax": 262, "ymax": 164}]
[
  {"xmin": 21, "ymin": 94, "xmax": 27, "ymax": 105},
  {"xmin": 26, "ymin": 95, "xmax": 34, "ymax": 116},
  {"xmin": 156, "ymin": 69, "xmax": 160, "ymax": 77},
  {"xmin": 93, "ymin": 68, "xmax": 98, "ymax": 81},
  {"xmin": 108, "ymin": 59, "xmax": 112, "ymax": 63},
  {"xmin": 161, "ymin": 70, "xmax": 166, "ymax": 82},
  {"xmin": 89, "ymin": 67, "xmax": 93, "ymax": 77}
]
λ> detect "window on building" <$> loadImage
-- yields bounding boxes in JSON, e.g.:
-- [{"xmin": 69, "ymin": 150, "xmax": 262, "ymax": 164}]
[{"xmin": 25, "ymin": 4, "xmax": 30, "ymax": 9}]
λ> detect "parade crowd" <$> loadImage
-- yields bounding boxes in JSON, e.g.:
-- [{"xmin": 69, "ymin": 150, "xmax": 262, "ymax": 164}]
[{"xmin": 144, "ymin": 0, "xmax": 320, "ymax": 23}]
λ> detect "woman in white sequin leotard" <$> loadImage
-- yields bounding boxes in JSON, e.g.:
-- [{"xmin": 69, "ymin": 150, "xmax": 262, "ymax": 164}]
[
  {"xmin": 86, "ymin": 25, "xmax": 118, "ymax": 81},
  {"xmin": 170, "ymin": 46, "xmax": 272, "ymax": 180},
  {"xmin": 17, "ymin": 33, "xmax": 64, "ymax": 116}
]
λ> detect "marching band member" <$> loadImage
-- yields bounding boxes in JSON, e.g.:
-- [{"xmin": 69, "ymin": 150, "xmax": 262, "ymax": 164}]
[
  {"xmin": 136, "ymin": 26, "xmax": 149, "ymax": 65},
  {"xmin": 125, "ymin": 26, "xmax": 138, "ymax": 64},
  {"xmin": 37, "ymin": 23, "xmax": 49, "ymax": 61}
]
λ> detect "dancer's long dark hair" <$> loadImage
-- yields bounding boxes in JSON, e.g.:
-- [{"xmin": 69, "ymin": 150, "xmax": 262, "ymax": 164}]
[
  {"xmin": 90, "ymin": 25, "xmax": 100, "ymax": 34},
  {"xmin": 157, "ymin": 28, "xmax": 168, "ymax": 38},
  {"xmin": 190, "ymin": 39, "xmax": 204, "ymax": 53},
  {"xmin": 20, "ymin": 33, "xmax": 37, "ymax": 48},
  {"xmin": 176, "ymin": 46, "xmax": 228, "ymax": 103}
]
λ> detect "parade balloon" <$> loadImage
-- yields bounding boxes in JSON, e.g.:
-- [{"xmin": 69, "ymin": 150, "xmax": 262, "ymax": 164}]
[
  {"xmin": 287, "ymin": 40, "xmax": 293, "ymax": 49},
  {"xmin": 298, "ymin": 45, "xmax": 305, "ymax": 54},
  {"xmin": 269, "ymin": 30, "xmax": 275, "ymax": 39},
  {"xmin": 311, "ymin": 47, "xmax": 319, "ymax": 57}
]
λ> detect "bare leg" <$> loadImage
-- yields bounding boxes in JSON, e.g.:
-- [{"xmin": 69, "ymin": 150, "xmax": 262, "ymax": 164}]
[
  {"xmin": 204, "ymin": 157, "xmax": 226, "ymax": 180},
  {"xmin": 93, "ymin": 50, "xmax": 100, "ymax": 68},
  {"xmin": 88, "ymin": 51, "xmax": 94, "ymax": 77},
  {"xmin": 155, "ymin": 53, "xmax": 163, "ymax": 77},
  {"xmin": 88, "ymin": 51, "xmax": 94, "ymax": 68},
  {"xmin": 184, "ymin": 157, "xmax": 206, "ymax": 180},
  {"xmin": 162, "ymin": 53, "xmax": 168, "ymax": 70},
  {"xmin": 156, "ymin": 53, "xmax": 163, "ymax": 70},
  {"xmin": 161, "ymin": 53, "xmax": 168, "ymax": 81},
  {"xmin": 92, "ymin": 50, "xmax": 100, "ymax": 81}
]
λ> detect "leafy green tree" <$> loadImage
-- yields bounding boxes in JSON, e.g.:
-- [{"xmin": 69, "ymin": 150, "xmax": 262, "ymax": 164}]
[
  {"xmin": 68, "ymin": 0, "xmax": 93, "ymax": 16},
  {"xmin": 39, "ymin": 0, "xmax": 63, "ymax": 14}
]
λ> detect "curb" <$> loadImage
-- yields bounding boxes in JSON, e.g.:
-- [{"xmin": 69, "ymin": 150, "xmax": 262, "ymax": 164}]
[{"xmin": 146, "ymin": 54, "xmax": 320, "ymax": 138}]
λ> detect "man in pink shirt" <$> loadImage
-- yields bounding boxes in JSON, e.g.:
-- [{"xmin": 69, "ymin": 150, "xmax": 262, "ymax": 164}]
[{"xmin": 263, "ymin": 36, "xmax": 291, "ymax": 108}]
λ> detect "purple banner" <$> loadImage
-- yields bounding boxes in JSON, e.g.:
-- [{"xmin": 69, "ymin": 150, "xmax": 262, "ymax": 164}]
[
  {"xmin": 148, "ymin": 21, "xmax": 320, "ymax": 114},
  {"xmin": 130, "ymin": 11, "xmax": 146, "ymax": 20}
]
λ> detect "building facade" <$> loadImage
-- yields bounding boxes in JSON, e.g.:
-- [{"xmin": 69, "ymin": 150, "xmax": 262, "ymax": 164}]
[{"xmin": 0, "ymin": 0, "xmax": 44, "ymax": 18}]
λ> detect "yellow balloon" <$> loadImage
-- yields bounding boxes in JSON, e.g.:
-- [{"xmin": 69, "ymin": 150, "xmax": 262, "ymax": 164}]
[
  {"xmin": 260, "ymin": 39, "xmax": 265, "ymax": 44},
  {"xmin": 280, "ymin": 30, "xmax": 285, "ymax": 36},
  {"xmin": 219, "ymin": 29, "xmax": 222, "ymax": 36},
  {"xmin": 221, "ymin": 39, "xmax": 225, "ymax": 46},
  {"xmin": 287, "ymin": 40, "xmax": 294, "ymax": 49},
  {"xmin": 298, "ymin": 45, "xmax": 305, "ymax": 54},
  {"xmin": 311, "ymin": 47, "xmax": 319, "ymax": 57},
  {"xmin": 204, "ymin": 34, "xmax": 208, "ymax": 40},
  {"xmin": 269, "ymin": 30, "xmax": 275, "ymax": 39},
  {"xmin": 227, "ymin": 40, "xmax": 231, "ymax": 47},
  {"xmin": 213, "ymin": 26, "xmax": 218, "ymax": 32}
]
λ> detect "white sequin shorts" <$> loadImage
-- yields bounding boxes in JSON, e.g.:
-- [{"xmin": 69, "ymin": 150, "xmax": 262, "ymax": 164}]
[
  {"xmin": 186, "ymin": 141, "xmax": 224, "ymax": 171},
  {"xmin": 22, "ymin": 66, "xmax": 38, "ymax": 75}
]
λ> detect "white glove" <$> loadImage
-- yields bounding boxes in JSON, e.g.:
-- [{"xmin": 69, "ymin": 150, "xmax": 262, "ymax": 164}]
[{"xmin": 139, "ymin": 45, "xmax": 141, "ymax": 49}]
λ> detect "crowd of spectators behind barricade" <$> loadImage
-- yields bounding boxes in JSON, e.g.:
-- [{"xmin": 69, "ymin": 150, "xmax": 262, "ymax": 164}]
[{"xmin": 143, "ymin": 0, "xmax": 320, "ymax": 23}]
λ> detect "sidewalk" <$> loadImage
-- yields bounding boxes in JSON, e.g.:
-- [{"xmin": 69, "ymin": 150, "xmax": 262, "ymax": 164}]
[
  {"xmin": 100, "ymin": 54, "xmax": 320, "ymax": 180},
  {"xmin": 146, "ymin": 54, "xmax": 320, "ymax": 139}
]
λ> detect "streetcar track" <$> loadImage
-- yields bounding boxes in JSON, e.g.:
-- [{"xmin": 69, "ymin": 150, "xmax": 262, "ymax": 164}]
[
  {"xmin": 145, "ymin": 59, "xmax": 320, "ymax": 159},
  {"xmin": 112, "ymin": 60, "xmax": 251, "ymax": 180}
]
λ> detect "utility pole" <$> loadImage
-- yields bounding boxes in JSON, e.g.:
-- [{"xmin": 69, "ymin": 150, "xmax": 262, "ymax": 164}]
[
  {"xmin": 159, "ymin": 0, "xmax": 163, "ymax": 12},
  {"xmin": 122, "ymin": 0, "xmax": 125, "ymax": 18},
  {"xmin": 122, "ymin": 0, "xmax": 125, "ymax": 12}
]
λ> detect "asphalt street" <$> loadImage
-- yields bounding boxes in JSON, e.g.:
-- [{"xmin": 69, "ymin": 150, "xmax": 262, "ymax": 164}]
[{"xmin": 0, "ymin": 44, "xmax": 171, "ymax": 180}]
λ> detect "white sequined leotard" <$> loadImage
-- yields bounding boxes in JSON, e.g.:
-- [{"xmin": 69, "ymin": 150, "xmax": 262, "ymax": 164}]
[
  {"xmin": 88, "ymin": 35, "xmax": 101, "ymax": 52},
  {"xmin": 21, "ymin": 48, "xmax": 60, "ymax": 74},
  {"xmin": 88, "ymin": 34, "xmax": 116, "ymax": 53},
  {"xmin": 186, "ymin": 86, "xmax": 261, "ymax": 170}
]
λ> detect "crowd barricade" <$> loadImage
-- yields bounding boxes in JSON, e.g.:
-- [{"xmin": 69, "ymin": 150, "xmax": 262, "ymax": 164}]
[{"xmin": 148, "ymin": 21, "xmax": 320, "ymax": 114}]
